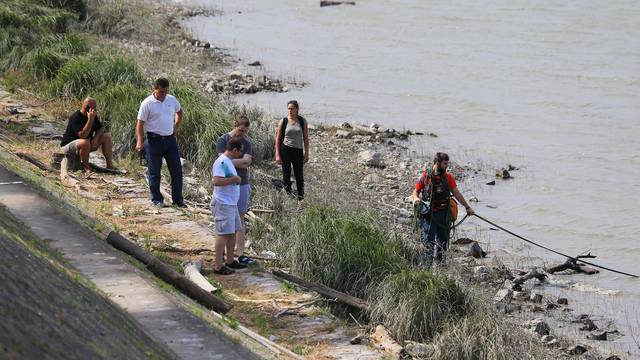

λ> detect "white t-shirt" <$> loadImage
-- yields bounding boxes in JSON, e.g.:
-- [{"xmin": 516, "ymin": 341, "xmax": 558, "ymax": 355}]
[
  {"xmin": 211, "ymin": 154, "xmax": 240, "ymax": 205},
  {"xmin": 137, "ymin": 94, "xmax": 181, "ymax": 136}
]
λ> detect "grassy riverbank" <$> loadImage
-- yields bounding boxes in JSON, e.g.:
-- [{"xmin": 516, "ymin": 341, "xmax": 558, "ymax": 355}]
[{"xmin": 1, "ymin": 0, "xmax": 561, "ymax": 358}]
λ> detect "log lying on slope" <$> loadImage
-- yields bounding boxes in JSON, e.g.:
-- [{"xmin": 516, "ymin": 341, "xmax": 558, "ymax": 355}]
[
  {"xmin": 272, "ymin": 269, "xmax": 369, "ymax": 311},
  {"xmin": 105, "ymin": 231, "xmax": 232, "ymax": 313}
]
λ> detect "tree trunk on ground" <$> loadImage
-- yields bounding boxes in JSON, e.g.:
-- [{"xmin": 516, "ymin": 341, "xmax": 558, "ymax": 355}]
[{"xmin": 271, "ymin": 269, "xmax": 369, "ymax": 311}]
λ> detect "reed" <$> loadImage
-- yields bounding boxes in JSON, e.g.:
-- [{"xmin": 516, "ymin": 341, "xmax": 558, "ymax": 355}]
[{"xmin": 369, "ymin": 269, "xmax": 471, "ymax": 343}]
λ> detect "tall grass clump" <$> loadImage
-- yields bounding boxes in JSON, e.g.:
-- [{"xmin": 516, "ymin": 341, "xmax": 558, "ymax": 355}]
[
  {"xmin": 47, "ymin": 52, "xmax": 145, "ymax": 98},
  {"xmin": 94, "ymin": 83, "xmax": 149, "ymax": 150},
  {"xmin": 426, "ymin": 312, "xmax": 553, "ymax": 360},
  {"xmin": 285, "ymin": 205, "xmax": 409, "ymax": 299},
  {"xmin": 21, "ymin": 34, "xmax": 88, "ymax": 80},
  {"xmin": 370, "ymin": 270, "xmax": 471, "ymax": 343}
]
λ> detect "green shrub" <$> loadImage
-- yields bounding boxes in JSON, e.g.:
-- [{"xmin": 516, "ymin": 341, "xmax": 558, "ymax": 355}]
[
  {"xmin": 94, "ymin": 83, "xmax": 149, "ymax": 150},
  {"xmin": 370, "ymin": 270, "xmax": 471, "ymax": 343},
  {"xmin": 47, "ymin": 52, "xmax": 145, "ymax": 98},
  {"xmin": 426, "ymin": 313, "xmax": 552, "ymax": 360},
  {"xmin": 286, "ymin": 205, "xmax": 409, "ymax": 299}
]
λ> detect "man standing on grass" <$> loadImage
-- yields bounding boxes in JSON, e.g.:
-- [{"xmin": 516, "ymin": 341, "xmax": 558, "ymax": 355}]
[
  {"xmin": 216, "ymin": 116, "xmax": 256, "ymax": 266},
  {"xmin": 211, "ymin": 137, "xmax": 247, "ymax": 275},
  {"xmin": 135, "ymin": 78, "xmax": 186, "ymax": 208},
  {"xmin": 60, "ymin": 97, "xmax": 114, "ymax": 175}
]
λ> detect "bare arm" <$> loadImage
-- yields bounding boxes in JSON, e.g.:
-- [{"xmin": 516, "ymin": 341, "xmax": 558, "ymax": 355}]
[
  {"xmin": 76, "ymin": 109, "xmax": 96, "ymax": 139},
  {"xmin": 231, "ymin": 154, "xmax": 252, "ymax": 169},
  {"xmin": 135, "ymin": 119, "xmax": 145, "ymax": 152},
  {"xmin": 274, "ymin": 121, "xmax": 283, "ymax": 164},
  {"xmin": 213, "ymin": 175, "xmax": 241, "ymax": 186},
  {"xmin": 452, "ymin": 188, "xmax": 475, "ymax": 215},
  {"xmin": 174, "ymin": 109, "xmax": 183, "ymax": 136},
  {"xmin": 303, "ymin": 121, "xmax": 310, "ymax": 163},
  {"xmin": 411, "ymin": 188, "xmax": 420, "ymax": 204}
]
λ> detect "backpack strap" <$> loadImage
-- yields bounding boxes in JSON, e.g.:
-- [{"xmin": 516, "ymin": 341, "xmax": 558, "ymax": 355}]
[{"xmin": 278, "ymin": 117, "xmax": 288, "ymax": 148}]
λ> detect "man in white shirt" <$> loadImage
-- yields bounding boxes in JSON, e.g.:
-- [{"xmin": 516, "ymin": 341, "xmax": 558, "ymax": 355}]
[
  {"xmin": 135, "ymin": 78, "xmax": 185, "ymax": 208},
  {"xmin": 211, "ymin": 137, "xmax": 247, "ymax": 275}
]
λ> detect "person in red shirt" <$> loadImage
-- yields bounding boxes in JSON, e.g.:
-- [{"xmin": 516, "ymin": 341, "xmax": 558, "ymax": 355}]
[{"xmin": 411, "ymin": 152, "xmax": 475, "ymax": 266}]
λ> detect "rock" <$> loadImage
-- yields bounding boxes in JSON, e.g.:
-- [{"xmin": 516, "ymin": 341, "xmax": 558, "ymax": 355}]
[
  {"xmin": 532, "ymin": 305, "xmax": 544, "ymax": 312},
  {"xmin": 335, "ymin": 129, "xmax": 351, "ymax": 138},
  {"xmin": 229, "ymin": 70, "xmax": 243, "ymax": 80},
  {"xmin": 268, "ymin": 335, "xmax": 278, "ymax": 342},
  {"xmin": 586, "ymin": 330, "xmax": 607, "ymax": 341},
  {"xmin": 248, "ymin": 60, "xmax": 261, "ymax": 66},
  {"xmin": 580, "ymin": 319, "xmax": 598, "ymax": 331},
  {"xmin": 362, "ymin": 173, "xmax": 380, "ymax": 184},
  {"xmin": 605, "ymin": 356, "xmax": 621, "ymax": 360},
  {"xmin": 502, "ymin": 169, "xmax": 511, "ymax": 179},
  {"xmin": 513, "ymin": 291, "xmax": 527, "ymax": 300},
  {"xmin": 546, "ymin": 302, "xmax": 559, "ymax": 310},
  {"xmin": 529, "ymin": 293, "xmax": 543, "ymax": 303},
  {"xmin": 508, "ymin": 164, "xmax": 519, "ymax": 171},
  {"xmin": 541, "ymin": 335, "xmax": 556, "ymax": 344},
  {"xmin": 557, "ymin": 298, "xmax": 568, "ymax": 305},
  {"xmin": 502, "ymin": 279, "xmax": 514, "ymax": 290},
  {"xmin": 467, "ymin": 242, "xmax": 487, "ymax": 258},
  {"xmin": 349, "ymin": 334, "xmax": 364, "ymax": 345},
  {"xmin": 473, "ymin": 266, "xmax": 488, "ymax": 275},
  {"xmin": 395, "ymin": 208, "xmax": 412, "ymax": 218},
  {"xmin": 486, "ymin": 204, "xmax": 498, "ymax": 209},
  {"xmin": 403, "ymin": 341, "xmax": 433, "ymax": 358},
  {"xmin": 357, "ymin": 150, "xmax": 385, "ymax": 168},
  {"xmin": 486, "ymin": 180, "xmax": 496, "ymax": 185},
  {"xmin": 568, "ymin": 344, "xmax": 588, "ymax": 355},
  {"xmin": 203, "ymin": 42, "xmax": 211, "ymax": 49},
  {"xmin": 369, "ymin": 123, "xmax": 380, "ymax": 132},
  {"xmin": 493, "ymin": 289, "xmax": 513, "ymax": 305},
  {"xmin": 523, "ymin": 318, "xmax": 550, "ymax": 336}
]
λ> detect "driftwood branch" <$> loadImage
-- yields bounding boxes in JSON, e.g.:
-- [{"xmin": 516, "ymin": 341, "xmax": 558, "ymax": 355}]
[
  {"xmin": 512, "ymin": 268, "xmax": 547, "ymax": 290},
  {"xmin": 105, "ymin": 231, "xmax": 232, "ymax": 313},
  {"xmin": 271, "ymin": 269, "xmax": 369, "ymax": 311},
  {"xmin": 274, "ymin": 298, "xmax": 325, "ymax": 318},
  {"xmin": 546, "ymin": 255, "xmax": 600, "ymax": 275}
]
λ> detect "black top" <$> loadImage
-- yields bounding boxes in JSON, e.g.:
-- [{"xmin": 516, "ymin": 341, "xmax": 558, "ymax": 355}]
[{"xmin": 60, "ymin": 110, "xmax": 102, "ymax": 146}]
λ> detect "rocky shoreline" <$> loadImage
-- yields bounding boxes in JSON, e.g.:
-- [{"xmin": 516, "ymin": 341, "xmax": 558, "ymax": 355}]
[{"xmin": 1, "ymin": 0, "xmax": 633, "ymax": 358}]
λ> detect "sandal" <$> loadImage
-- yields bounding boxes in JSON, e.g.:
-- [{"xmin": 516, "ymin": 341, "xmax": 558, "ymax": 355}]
[
  {"xmin": 213, "ymin": 265, "xmax": 235, "ymax": 275},
  {"xmin": 226, "ymin": 260, "xmax": 247, "ymax": 269}
]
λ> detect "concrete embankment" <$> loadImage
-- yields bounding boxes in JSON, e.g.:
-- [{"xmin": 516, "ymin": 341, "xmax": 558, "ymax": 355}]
[{"xmin": 0, "ymin": 164, "xmax": 261, "ymax": 360}]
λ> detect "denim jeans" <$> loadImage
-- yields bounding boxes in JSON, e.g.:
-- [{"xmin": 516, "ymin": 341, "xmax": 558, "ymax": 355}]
[
  {"xmin": 145, "ymin": 134, "xmax": 183, "ymax": 205},
  {"xmin": 421, "ymin": 210, "xmax": 450, "ymax": 265}
]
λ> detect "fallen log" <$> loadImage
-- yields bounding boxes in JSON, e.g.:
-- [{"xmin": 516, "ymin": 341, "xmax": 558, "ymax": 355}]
[
  {"xmin": 546, "ymin": 254, "xmax": 600, "ymax": 275},
  {"xmin": 182, "ymin": 261, "xmax": 218, "ymax": 293},
  {"xmin": 271, "ymin": 269, "xmax": 369, "ymax": 311},
  {"xmin": 105, "ymin": 231, "xmax": 232, "ymax": 313},
  {"xmin": 17, "ymin": 152, "xmax": 53, "ymax": 172}
]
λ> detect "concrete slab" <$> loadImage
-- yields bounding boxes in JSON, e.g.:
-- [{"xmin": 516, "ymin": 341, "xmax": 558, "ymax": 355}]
[{"xmin": 0, "ymin": 165, "xmax": 260, "ymax": 360}]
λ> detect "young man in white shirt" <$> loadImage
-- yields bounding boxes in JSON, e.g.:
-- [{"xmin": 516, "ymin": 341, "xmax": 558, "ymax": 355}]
[
  {"xmin": 135, "ymin": 78, "xmax": 185, "ymax": 208},
  {"xmin": 211, "ymin": 137, "xmax": 247, "ymax": 274}
]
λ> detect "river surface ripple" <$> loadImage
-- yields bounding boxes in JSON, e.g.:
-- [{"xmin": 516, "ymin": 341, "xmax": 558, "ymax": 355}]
[{"xmin": 182, "ymin": 0, "xmax": 640, "ymax": 355}]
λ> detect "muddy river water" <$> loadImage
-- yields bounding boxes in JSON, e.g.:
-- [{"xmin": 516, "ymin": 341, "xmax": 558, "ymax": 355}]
[{"xmin": 182, "ymin": 0, "xmax": 640, "ymax": 355}]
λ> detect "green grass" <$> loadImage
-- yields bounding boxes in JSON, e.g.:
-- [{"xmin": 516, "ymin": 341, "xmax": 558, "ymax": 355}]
[
  {"xmin": 369, "ymin": 269, "xmax": 471, "ymax": 343},
  {"xmin": 47, "ymin": 52, "xmax": 146, "ymax": 99},
  {"xmin": 285, "ymin": 205, "xmax": 409, "ymax": 300}
]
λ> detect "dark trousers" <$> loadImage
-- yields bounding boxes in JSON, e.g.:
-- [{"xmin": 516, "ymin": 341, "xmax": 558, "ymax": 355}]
[
  {"xmin": 145, "ymin": 134, "xmax": 183, "ymax": 205},
  {"xmin": 281, "ymin": 145, "xmax": 304, "ymax": 199},
  {"xmin": 421, "ymin": 210, "xmax": 450, "ymax": 265}
]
